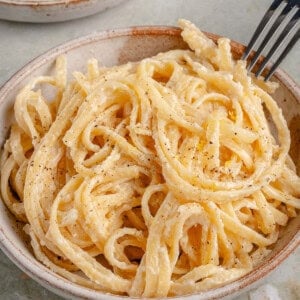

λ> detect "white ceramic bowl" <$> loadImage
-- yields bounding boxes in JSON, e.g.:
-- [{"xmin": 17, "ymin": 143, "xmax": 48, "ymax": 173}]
[
  {"xmin": 0, "ymin": 0, "xmax": 126, "ymax": 23},
  {"xmin": 0, "ymin": 27, "xmax": 299, "ymax": 300}
]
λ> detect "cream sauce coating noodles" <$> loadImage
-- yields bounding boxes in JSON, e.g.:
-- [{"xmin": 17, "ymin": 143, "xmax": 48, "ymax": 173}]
[{"xmin": 1, "ymin": 19, "xmax": 299, "ymax": 297}]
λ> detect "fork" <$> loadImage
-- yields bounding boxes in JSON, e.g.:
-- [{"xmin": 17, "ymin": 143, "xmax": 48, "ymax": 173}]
[{"xmin": 242, "ymin": 0, "xmax": 299, "ymax": 81}]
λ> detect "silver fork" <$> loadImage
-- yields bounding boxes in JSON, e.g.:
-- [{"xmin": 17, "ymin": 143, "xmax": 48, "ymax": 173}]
[{"xmin": 242, "ymin": 0, "xmax": 299, "ymax": 81}]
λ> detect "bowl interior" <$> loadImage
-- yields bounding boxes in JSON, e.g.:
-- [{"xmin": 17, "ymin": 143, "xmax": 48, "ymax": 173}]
[{"xmin": 0, "ymin": 27, "xmax": 299, "ymax": 300}]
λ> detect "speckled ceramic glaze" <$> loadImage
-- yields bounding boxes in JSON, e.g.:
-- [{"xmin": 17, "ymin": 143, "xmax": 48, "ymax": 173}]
[
  {"xmin": 0, "ymin": 0, "xmax": 126, "ymax": 23},
  {"xmin": 0, "ymin": 27, "xmax": 299, "ymax": 300}
]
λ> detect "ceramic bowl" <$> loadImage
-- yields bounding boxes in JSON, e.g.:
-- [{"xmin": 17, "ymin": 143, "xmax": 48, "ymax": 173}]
[
  {"xmin": 0, "ymin": 26, "xmax": 299, "ymax": 300},
  {"xmin": 0, "ymin": 0, "xmax": 126, "ymax": 23}
]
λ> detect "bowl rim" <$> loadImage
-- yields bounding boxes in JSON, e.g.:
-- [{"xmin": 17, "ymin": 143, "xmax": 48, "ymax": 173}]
[
  {"xmin": 0, "ymin": 25, "xmax": 299, "ymax": 300},
  {"xmin": 0, "ymin": 0, "xmax": 88, "ymax": 6}
]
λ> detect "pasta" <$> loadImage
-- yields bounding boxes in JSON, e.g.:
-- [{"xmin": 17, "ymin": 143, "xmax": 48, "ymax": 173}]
[{"xmin": 1, "ymin": 19, "xmax": 299, "ymax": 297}]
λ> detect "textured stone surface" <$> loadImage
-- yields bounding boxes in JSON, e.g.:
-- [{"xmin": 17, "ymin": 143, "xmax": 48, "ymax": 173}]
[{"xmin": 0, "ymin": 0, "xmax": 299, "ymax": 299}]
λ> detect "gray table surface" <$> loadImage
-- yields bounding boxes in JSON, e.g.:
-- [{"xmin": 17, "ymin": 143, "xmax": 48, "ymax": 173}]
[{"xmin": 0, "ymin": 1, "xmax": 299, "ymax": 299}]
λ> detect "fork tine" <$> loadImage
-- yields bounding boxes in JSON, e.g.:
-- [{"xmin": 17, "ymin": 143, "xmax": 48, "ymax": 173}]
[
  {"xmin": 242, "ymin": 0, "xmax": 283, "ymax": 60},
  {"xmin": 255, "ymin": 8, "xmax": 300, "ymax": 77},
  {"xmin": 265, "ymin": 28, "xmax": 300, "ymax": 81},
  {"xmin": 247, "ymin": 1, "xmax": 296, "ymax": 72}
]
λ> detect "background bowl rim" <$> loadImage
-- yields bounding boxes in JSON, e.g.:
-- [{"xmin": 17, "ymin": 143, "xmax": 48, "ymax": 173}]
[
  {"xmin": 0, "ymin": 0, "xmax": 89, "ymax": 6},
  {"xmin": 0, "ymin": 25, "xmax": 299, "ymax": 300}
]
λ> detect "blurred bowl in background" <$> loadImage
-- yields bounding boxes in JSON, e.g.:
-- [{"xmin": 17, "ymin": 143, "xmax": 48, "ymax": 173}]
[{"xmin": 0, "ymin": 0, "xmax": 127, "ymax": 23}]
